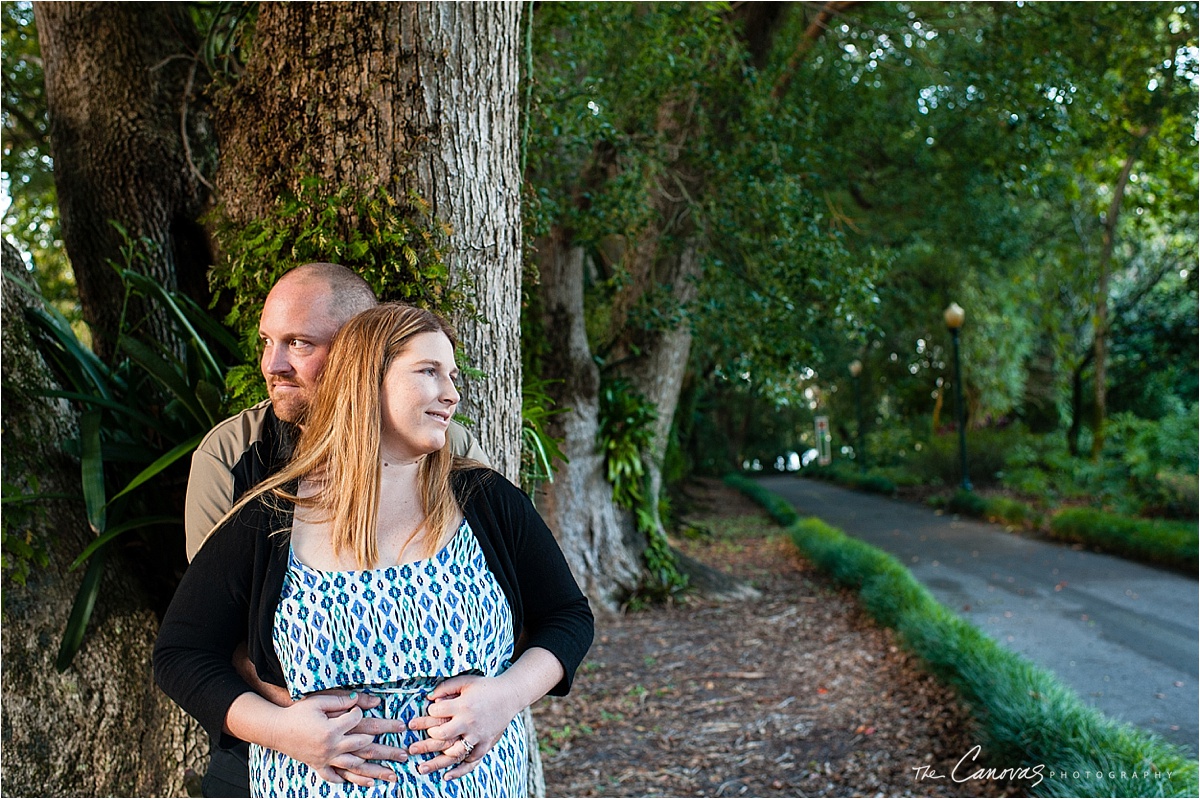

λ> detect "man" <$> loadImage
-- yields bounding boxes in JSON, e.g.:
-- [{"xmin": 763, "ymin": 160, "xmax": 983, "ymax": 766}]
[{"xmin": 183, "ymin": 262, "xmax": 487, "ymax": 796}]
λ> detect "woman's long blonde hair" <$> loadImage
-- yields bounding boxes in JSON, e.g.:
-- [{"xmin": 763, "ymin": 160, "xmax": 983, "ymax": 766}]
[{"xmin": 233, "ymin": 303, "xmax": 465, "ymax": 568}]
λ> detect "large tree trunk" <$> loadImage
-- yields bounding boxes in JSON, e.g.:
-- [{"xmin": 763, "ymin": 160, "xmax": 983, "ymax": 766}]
[
  {"xmin": 614, "ymin": 239, "xmax": 702, "ymax": 535},
  {"xmin": 1090, "ymin": 141, "xmax": 1141, "ymax": 460},
  {"xmin": 215, "ymin": 0, "xmax": 523, "ymax": 479},
  {"xmin": 34, "ymin": 2, "xmax": 213, "ymax": 361},
  {"xmin": 215, "ymin": 3, "xmax": 539, "ymax": 790},
  {"xmin": 535, "ymin": 229, "xmax": 642, "ymax": 609},
  {"xmin": 1, "ymin": 242, "xmax": 207, "ymax": 797}
]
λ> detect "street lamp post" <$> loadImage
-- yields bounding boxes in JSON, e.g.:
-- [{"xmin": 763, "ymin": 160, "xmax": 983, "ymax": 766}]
[
  {"xmin": 849, "ymin": 359, "xmax": 865, "ymax": 471},
  {"xmin": 943, "ymin": 302, "xmax": 972, "ymax": 492}
]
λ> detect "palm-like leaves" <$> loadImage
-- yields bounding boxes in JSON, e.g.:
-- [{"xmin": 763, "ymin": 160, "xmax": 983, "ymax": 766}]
[{"xmin": 8, "ymin": 259, "xmax": 240, "ymax": 670}]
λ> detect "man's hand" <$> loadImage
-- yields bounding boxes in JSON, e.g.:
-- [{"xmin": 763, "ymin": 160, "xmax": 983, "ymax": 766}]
[
  {"xmin": 233, "ymin": 643, "xmax": 291, "ymax": 707},
  {"xmin": 227, "ymin": 692, "xmax": 409, "ymax": 788},
  {"xmin": 312, "ymin": 688, "xmax": 410, "ymax": 782},
  {"xmin": 231, "ymin": 646, "xmax": 408, "ymax": 784}
]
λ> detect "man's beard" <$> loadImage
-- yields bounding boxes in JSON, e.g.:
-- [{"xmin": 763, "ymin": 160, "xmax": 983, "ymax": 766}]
[{"xmin": 270, "ymin": 387, "xmax": 310, "ymax": 425}]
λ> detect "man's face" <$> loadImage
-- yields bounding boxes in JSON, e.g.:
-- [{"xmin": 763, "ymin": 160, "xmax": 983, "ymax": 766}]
[{"xmin": 258, "ymin": 278, "xmax": 343, "ymax": 424}]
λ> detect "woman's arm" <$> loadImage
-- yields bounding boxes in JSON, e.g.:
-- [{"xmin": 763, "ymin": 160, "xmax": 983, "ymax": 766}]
[
  {"xmin": 500, "ymin": 475, "xmax": 595, "ymax": 694},
  {"xmin": 406, "ymin": 473, "xmax": 594, "ymax": 778}
]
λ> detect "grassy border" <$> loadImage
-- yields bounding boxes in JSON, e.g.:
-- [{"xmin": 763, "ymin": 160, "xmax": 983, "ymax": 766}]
[
  {"xmin": 726, "ymin": 473, "xmax": 1199, "ymax": 798},
  {"xmin": 1048, "ymin": 507, "xmax": 1198, "ymax": 573}
]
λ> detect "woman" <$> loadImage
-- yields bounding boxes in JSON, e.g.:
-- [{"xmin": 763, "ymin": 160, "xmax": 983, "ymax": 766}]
[{"xmin": 155, "ymin": 304, "xmax": 594, "ymax": 797}]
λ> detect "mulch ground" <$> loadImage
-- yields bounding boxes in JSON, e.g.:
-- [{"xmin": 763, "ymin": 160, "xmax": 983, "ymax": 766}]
[{"xmin": 533, "ymin": 479, "xmax": 1029, "ymax": 798}]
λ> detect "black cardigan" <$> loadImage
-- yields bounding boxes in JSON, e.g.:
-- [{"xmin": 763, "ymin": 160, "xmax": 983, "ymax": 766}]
[{"xmin": 154, "ymin": 468, "xmax": 593, "ymax": 747}]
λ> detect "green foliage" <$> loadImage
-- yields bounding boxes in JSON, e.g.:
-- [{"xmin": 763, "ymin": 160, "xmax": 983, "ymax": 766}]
[
  {"xmin": 210, "ymin": 179, "xmax": 468, "ymax": 408},
  {"xmin": 528, "ymin": 2, "xmax": 743, "ymax": 241},
  {"xmin": 1105, "ymin": 406, "xmax": 1199, "ymax": 516},
  {"xmin": 947, "ymin": 488, "xmax": 988, "ymax": 518},
  {"xmin": 804, "ymin": 462, "xmax": 897, "ymax": 496},
  {"xmin": 987, "ymin": 407, "xmax": 1199, "ymax": 519},
  {"xmin": 9, "ymin": 231, "xmax": 240, "ymax": 669},
  {"xmin": 519, "ymin": 377, "xmax": 568, "ymax": 494},
  {"xmin": 729, "ymin": 475, "xmax": 1199, "ymax": 798},
  {"xmin": 595, "ymin": 377, "xmax": 688, "ymax": 602},
  {"xmin": 1, "ymin": 2, "xmax": 78, "ymax": 327},
  {"xmin": 597, "ymin": 378, "xmax": 656, "ymax": 511},
  {"xmin": 1, "ymin": 475, "xmax": 58, "ymax": 586},
  {"xmin": 911, "ymin": 426, "xmax": 1029, "ymax": 488},
  {"xmin": 981, "ymin": 496, "xmax": 1042, "ymax": 530},
  {"xmin": 1108, "ymin": 270, "xmax": 1199, "ymax": 418},
  {"xmin": 1050, "ymin": 508, "xmax": 1198, "ymax": 573},
  {"xmin": 632, "ymin": 505, "xmax": 689, "ymax": 605}
]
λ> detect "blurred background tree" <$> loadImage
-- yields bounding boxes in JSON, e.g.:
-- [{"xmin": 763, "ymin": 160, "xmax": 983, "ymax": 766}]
[{"xmin": 1, "ymin": 2, "xmax": 1196, "ymax": 789}]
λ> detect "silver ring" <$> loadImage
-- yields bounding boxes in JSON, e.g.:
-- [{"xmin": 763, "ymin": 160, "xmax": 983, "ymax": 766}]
[{"xmin": 460, "ymin": 737, "xmax": 476, "ymax": 757}]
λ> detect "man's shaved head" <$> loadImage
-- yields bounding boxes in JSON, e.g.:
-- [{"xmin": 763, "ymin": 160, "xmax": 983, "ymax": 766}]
[{"xmin": 275, "ymin": 262, "xmax": 378, "ymax": 326}]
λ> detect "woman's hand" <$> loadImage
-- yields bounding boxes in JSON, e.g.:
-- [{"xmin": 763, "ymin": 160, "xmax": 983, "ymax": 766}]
[
  {"xmin": 406, "ymin": 648, "xmax": 565, "ymax": 781},
  {"xmin": 405, "ymin": 675, "xmax": 522, "ymax": 781},
  {"xmin": 227, "ymin": 691, "xmax": 407, "ymax": 787}
]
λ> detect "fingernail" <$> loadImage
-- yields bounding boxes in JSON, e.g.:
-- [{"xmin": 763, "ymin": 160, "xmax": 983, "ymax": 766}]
[{"xmin": 349, "ymin": 691, "xmax": 358, "ymax": 699}]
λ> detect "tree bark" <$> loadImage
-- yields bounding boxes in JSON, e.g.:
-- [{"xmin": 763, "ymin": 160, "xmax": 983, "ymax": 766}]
[
  {"xmin": 216, "ymin": 3, "xmax": 539, "ymax": 790},
  {"xmin": 2, "ymin": 242, "xmax": 207, "ymax": 797},
  {"xmin": 535, "ymin": 229, "xmax": 642, "ymax": 609},
  {"xmin": 216, "ymin": 1, "xmax": 523, "ymax": 480},
  {"xmin": 614, "ymin": 239, "xmax": 703, "ymax": 535},
  {"xmin": 34, "ymin": 2, "xmax": 213, "ymax": 361}
]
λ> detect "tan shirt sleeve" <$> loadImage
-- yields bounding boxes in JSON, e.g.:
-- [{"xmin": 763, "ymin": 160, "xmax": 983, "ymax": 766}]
[
  {"xmin": 183, "ymin": 401, "xmax": 272, "ymax": 562},
  {"xmin": 184, "ymin": 445, "xmax": 235, "ymax": 562},
  {"xmin": 448, "ymin": 420, "xmax": 490, "ymax": 467}
]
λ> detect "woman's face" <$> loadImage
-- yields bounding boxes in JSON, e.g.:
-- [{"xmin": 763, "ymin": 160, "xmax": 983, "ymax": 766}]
[{"xmin": 379, "ymin": 331, "xmax": 461, "ymax": 462}]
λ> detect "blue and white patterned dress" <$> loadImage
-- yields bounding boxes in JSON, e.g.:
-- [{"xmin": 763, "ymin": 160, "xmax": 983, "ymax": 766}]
[{"xmin": 248, "ymin": 520, "xmax": 528, "ymax": 797}]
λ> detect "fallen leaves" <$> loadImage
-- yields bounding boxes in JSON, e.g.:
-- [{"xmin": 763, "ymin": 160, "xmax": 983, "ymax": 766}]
[{"xmin": 534, "ymin": 479, "xmax": 1026, "ymax": 798}]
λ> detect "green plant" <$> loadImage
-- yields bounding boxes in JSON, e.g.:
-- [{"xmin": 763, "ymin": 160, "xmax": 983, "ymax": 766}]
[
  {"xmin": 636, "ymin": 506, "xmax": 689, "ymax": 602},
  {"xmin": 910, "ymin": 426, "xmax": 1033, "ymax": 488},
  {"xmin": 211, "ymin": 179, "xmax": 469, "ymax": 411},
  {"xmin": 10, "ymin": 232, "xmax": 241, "ymax": 670},
  {"xmin": 597, "ymin": 378, "xmax": 657, "ymax": 510},
  {"xmin": 519, "ymin": 377, "xmax": 568, "ymax": 495},
  {"xmin": 855, "ymin": 472, "xmax": 898, "ymax": 496},
  {"xmin": 1, "ymin": 475, "xmax": 59, "ymax": 586},
  {"xmin": 1049, "ymin": 508, "xmax": 1198, "ymax": 572},
  {"xmin": 596, "ymin": 378, "xmax": 688, "ymax": 603},
  {"xmin": 947, "ymin": 488, "xmax": 988, "ymax": 517},
  {"xmin": 1105, "ymin": 407, "xmax": 1199, "ymax": 517},
  {"xmin": 984, "ymin": 496, "xmax": 1042, "ymax": 529}
]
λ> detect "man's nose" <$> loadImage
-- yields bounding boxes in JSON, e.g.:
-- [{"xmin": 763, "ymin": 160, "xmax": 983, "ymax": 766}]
[{"xmin": 262, "ymin": 345, "xmax": 293, "ymax": 375}]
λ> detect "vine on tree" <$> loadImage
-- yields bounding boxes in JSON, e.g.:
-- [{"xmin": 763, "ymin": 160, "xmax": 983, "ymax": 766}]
[{"xmin": 209, "ymin": 178, "xmax": 471, "ymax": 410}]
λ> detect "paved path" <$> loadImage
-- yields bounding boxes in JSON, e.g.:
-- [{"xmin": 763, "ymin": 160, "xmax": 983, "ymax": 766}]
[{"xmin": 757, "ymin": 475, "xmax": 1198, "ymax": 755}]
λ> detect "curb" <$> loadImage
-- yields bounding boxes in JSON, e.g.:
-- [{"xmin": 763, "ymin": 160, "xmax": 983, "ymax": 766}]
[{"xmin": 725, "ymin": 473, "xmax": 1199, "ymax": 798}]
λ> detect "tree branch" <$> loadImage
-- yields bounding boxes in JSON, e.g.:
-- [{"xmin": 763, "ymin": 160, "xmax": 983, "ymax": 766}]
[{"xmin": 772, "ymin": 1, "xmax": 859, "ymax": 99}]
